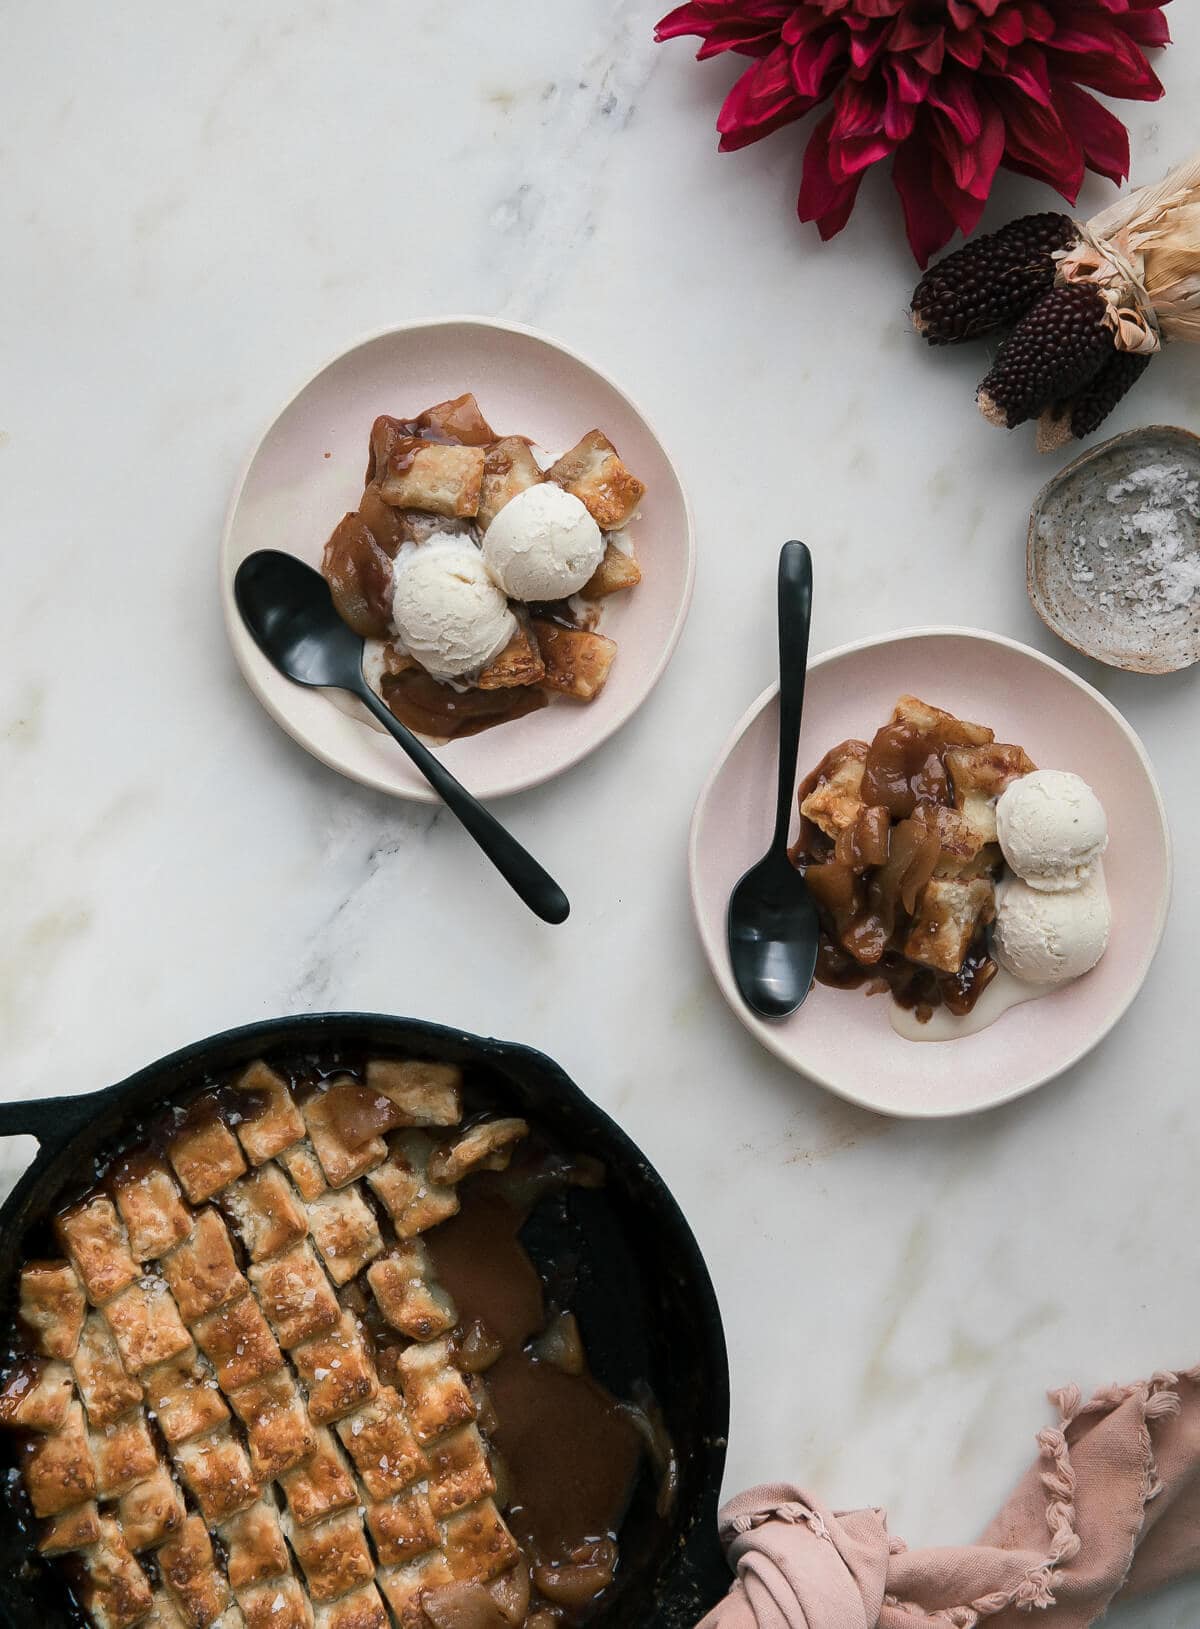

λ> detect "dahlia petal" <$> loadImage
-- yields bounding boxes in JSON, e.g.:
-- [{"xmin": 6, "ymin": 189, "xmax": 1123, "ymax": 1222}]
[
  {"xmin": 893, "ymin": 122, "xmax": 958, "ymax": 265},
  {"xmin": 946, "ymin": 25, "xmax": 985, "ymax": 68},
  {"xmin": 931, "ymin": 91, "xmax": 1004, "ymax": 200},
  {"xmin": 887, "ymin": 18, "xmax": 941, "ymax": 52},
  {"xmin": 1110, "ymin": 3, "xmax": 1171, "ymax": 48},
  {"xmin": 655, "ymin": 1, "xmax": 793, "ymax": 56},
  {"xmin": 912, "ymin": 35, "xmax": 947, "ymax": 74},
  {"xmin": 850, "ymin": 29, "xmax": 890, "ymax": 71},
  {"xmin": 989, "ymin": 10, "xmax": 1028, "ymax": 47},
  {"xmin": 827, "ymin": 76, "xmax": 885, "ymax": 139},
  {"xmin": 1124, "ymin": 14, "xmax": 1171, "ymax": 47},
  {"xmin": 1052, "ymin": 79, "xmax": 1131, "ymax": 184},
  {"xmin": 931, "ymin": 160, "xmax": 987, "ymax": 239},
  {"xmin": 781, "ymin": 10, "xmax": 832, "ymax": 46},
  {"xmin": 992, "ymin": 83, "xmax": 1084, "ymax": 198},
  {"xmin": 653, "ymin": 1, "xmax": 718, "ymax": 40},
  {"xmin": 797, "ymin": 111, "xmax": 864, "ymax": 240},
  {"xmin": 892, "ymin": 56, "xmax": 931, "ymax": 102},
  {"xmin": 1048, "ymin": 15, "xmax": 1164, "ymax": 98},
  {"xmin": 790, "ymin": 28, "xmax": 847, "ymax": 98},
  {"xmin": 926, "ymin": 71, "xmax": 984, "ymax": 142},
  {"xmin": 694, "ymin": 28, "xmax": 780, "ymax": 61},
  {"xmin": 716, "ymin": 45, "xmax": 800, "ymax": 144},
  {"xmin": 1000, "ymin": 42, "xmax": 1054, "ymax": 105},
  {"xmin": 882, "ymin": 70, "xmax": 918, "ymax": 141},
  {"xmin": 1023, "ymin": 4, "xmax": 1057, "ymax": 42},
  {"xmin": 831, "ymin": 130, "xmax": 897, "ymax": 179}
]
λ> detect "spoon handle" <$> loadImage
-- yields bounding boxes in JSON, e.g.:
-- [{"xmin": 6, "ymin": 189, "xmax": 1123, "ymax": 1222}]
[
  {"xmin": 772, "ymin": 541, "xmax": 813, "ymax": 853},
  {"xmin": 355, "ymin": 684, "xmax": 570, "ymax": 925}
]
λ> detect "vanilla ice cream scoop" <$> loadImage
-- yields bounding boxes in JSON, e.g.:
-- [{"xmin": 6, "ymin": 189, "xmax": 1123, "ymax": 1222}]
[
  {"xmin": 992, "ymin": 871, "xmax": 1111, "ymax": 985},
  {"xmin": 996, "ymin": 769, "xmax": 1108, "ymax": 892},
  {"xmin": 482, "ymin": 482, "xmax": 604, "ymax": 601},
  {"xmin": 391, "ymin": 534, "xmax": 516, "ymax": 680}
]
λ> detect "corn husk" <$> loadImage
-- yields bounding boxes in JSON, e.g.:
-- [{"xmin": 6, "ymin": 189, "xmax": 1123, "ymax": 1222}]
[{"xmin": 1055, "ymin": 152, "xmax": 1200, "ymax": 354}]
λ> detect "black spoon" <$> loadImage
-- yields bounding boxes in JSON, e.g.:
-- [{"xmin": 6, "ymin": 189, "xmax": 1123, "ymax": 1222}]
[
  {"xmin": 234, "ymin": 550, "xmax": 570, "ymax": 925},
  {"xmin": 726, "ymin": 541, "xmax": 819, "ymax": 1018}
]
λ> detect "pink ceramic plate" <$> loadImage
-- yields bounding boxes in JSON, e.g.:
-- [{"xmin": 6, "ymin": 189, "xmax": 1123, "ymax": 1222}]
[
  {"xmin": 221, "ymin": 319, "xmax": 694, "ymax": 802},
  {"xmin": 689, "ymin": 629, "xmax": 1172, "ymax": 1117}
]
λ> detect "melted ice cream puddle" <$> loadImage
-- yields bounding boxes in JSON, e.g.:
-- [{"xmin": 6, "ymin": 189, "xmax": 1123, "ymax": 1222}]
[{"xmin": 889, "ymin": 968, "xmax": 1053, "ymax": 1043}]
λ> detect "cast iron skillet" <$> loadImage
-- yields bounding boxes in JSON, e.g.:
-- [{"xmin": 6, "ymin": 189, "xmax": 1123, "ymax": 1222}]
[{"xmin": 0, "ymin": 1013, "xmax": 730, "ymax": 1629}]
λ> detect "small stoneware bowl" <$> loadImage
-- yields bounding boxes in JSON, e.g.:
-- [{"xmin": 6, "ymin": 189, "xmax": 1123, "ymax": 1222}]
[
  {"xmin": 221, "ymin": 318, "xmax": 695, "ymax": 803},
  {"xmin": 1028, "ymin": 425, "xmax": 1200, "ymax": 674},
  {"xmin": 689, "ymin": 628, "xmax": 1171, "ymax": 1119}
]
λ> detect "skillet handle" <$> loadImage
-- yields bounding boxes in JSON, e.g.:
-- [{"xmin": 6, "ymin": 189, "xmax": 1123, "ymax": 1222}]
[{"xmin": 0, "ymin": 1090, "xmax": 123, "ymax": 1151}]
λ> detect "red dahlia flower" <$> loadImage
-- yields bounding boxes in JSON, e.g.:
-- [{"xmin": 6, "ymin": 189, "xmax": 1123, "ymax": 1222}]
[{"xmin": 655, "ymin": 0, "xmax": 1171, "ymax": 265}]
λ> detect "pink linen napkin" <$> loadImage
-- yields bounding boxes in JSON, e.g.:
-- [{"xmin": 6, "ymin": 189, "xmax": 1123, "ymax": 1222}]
[{"xmin": 702, "ymin": 1367, "xmax": 1200, "ymax": 1629}]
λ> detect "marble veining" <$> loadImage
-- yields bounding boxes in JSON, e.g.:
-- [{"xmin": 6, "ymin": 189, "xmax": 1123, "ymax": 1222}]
[{"xmin": 3, "ymin": 4, "xmax": 1199, "ymax": 1624}]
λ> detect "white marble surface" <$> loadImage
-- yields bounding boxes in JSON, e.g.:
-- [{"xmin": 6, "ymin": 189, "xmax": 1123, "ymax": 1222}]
[{"xmin": 3, "ymin": 3, "xmax": 1199, "ymax": 1621}]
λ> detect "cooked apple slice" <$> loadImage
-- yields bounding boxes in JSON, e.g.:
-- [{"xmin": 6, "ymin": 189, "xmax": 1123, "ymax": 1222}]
[{"xmin": 322, "ymin": 513, "xmax": 394, "ymax": 639}]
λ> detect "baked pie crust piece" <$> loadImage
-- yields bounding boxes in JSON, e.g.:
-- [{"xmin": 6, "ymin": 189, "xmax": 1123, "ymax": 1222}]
[
  {"xmin": 110, "ymin": 1155, "xmax": 193, "ymax": 1262},
  {"xmin": 21, "ymin": 1398, "xmax": 97, "ymax": 1515},
  {"xmin": 140, "ymin": 1346, "xmax": 229, "ymax": 1445},
  {"xmin": 101, "ymin": 1278, "xmax": 192, "ymax": 1376},
  {"xmin": 167, "ymin": 1111, "xmax": 247, "ymax": 1205},
  {"xmin": 56, "ymin": 1198, "xmax": 140, "ymax": 1307},
  {"xmin": 305, "ymin": 1188, "xmax": 384, "ymax": 1287},
  {"xmin": 228, "ymin": 1367, "xmax": 316, "ymax": 1480},
  {"xmin": 290, "ymin": 1310, "xmax": 379, "ymax": 1425},
  {"xmin": 548, "ymin": 430, "xmax": 646, "ymax": 529},
  {"xmin": 248, "ymin": 1241, "xmax": 341, "ymax": 1349},
  {"xmin": 19, "ymin": 1261, "xmax": 87, "ymax": 1360},
  {"xmin": 72, "ymin": 1314, "xmax": 144, "ymax": 1428},
  {"xmin": 334, "ymin": 1385, "xmax": 423, "ymax": 1501},
  {"xmin": 159, "ymin": 1208, "xmax": 246, "ymax": 1323},
  {"xmin": 220, "ymin": 1496, "xmax": 292, "ymax": 1590},
  {"xmin": 192, "ymin": 1292, "xmax": 284, "ymax": 1392},
  {"xmin": 364, "ymin": 1060, "xmax": 463, "ymax": 1127},
  {"xmin": 222, "ymin": 1165, "xmax": 309, "ymax": 1262},
  {"xmin": 277, "ymin": 1428, "xmax": 359, "ymax": 1527},
  {"xmin": 157, "ymin": 1515, "xmax": 233, "ymax": 1628},
  {"xmin": 230, "ymin": 1061, "xmax": 307, "ymax": 1165},
  {"xmin": 366, "ymin": 1243, "xmax": 458, "ymax": 1342}
]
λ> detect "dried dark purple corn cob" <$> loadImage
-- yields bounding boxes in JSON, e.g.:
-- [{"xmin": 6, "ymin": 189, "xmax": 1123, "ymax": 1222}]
[
  {"xmin": 977, "ymin": 284, "xmax": 1114, "ymax": 429},
  {"xmin": 911, "ymin": 212, "xmax": 1078, "ymax": 345},
  {"xmin": 1068, "ymin": 349, "xmax": 1153, "ymax": 438},
  {"xmin": 1036, "ymin": 349, "xmax": 1153, "ymax": 452}
]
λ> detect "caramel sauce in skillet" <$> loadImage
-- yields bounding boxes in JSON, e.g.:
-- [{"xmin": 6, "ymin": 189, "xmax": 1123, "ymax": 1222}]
[{"xmin": 427, "ymin": 1186, "xmax": 642, "ymax": 1600}]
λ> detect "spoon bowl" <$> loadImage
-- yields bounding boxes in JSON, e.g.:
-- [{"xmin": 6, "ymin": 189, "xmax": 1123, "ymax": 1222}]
[
  {"xmin": 235, "ymin": 549, "xmax": 366, "ymax": 689},
  {"xmin": 234, "ymin": 550, "xmax": 569, "ymax": 925},
  {"xmin": 728, "ymin": 850, "xmax": 820, "ymax": 1018},
  {"xmin": 726, "ymin": 542, "xmax": 819, "ymax": 1020}
]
